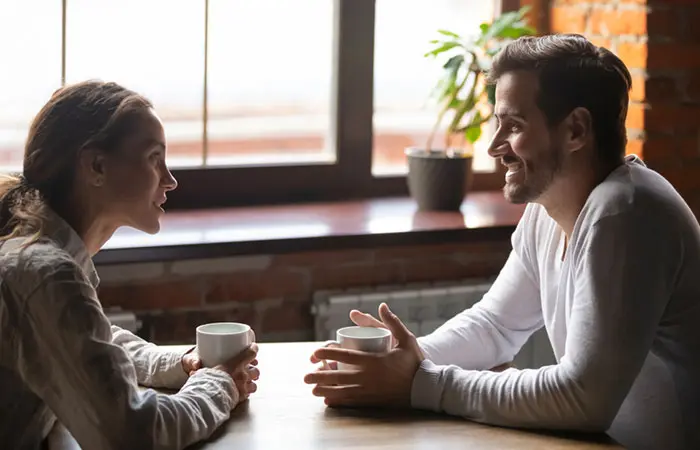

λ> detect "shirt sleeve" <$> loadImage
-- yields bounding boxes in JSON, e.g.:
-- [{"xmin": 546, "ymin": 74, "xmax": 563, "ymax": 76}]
[
  {"xmin": 14, "ymin": 260, "xmax": 240, "ymax": 450},
  {"xmin": 417, "ymin": 249, "xmax": 543, "ymax": 370},
  {"xmin": 411, "ymin": 211, "xmax": 676, "ymax": 431},
  {"xmin": 111, "ymin": 325, "xmax": 192, "ymax": 389}
]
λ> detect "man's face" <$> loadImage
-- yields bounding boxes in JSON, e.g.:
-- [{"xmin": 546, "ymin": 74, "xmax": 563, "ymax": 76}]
[{"xmin": 487, "ymin": 70, "xmax": 564, "ymax": 204}]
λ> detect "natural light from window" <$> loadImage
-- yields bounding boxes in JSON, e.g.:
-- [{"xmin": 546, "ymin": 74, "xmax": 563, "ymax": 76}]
[
  {"xmin": 0, "ymin": 1, "xmax": 494, "ymax": 174},
  {"xmin": 373, "ymin": 0, "xmax": 496, "ymax": 176}
]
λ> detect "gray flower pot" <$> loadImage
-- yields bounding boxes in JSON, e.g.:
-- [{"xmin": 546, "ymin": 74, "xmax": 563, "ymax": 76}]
[{"xmin": 405, "ymin": 147, "xmax": 473, "ymax": 211}]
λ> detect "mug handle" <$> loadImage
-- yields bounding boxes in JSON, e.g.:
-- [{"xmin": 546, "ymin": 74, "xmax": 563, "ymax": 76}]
[{"xmin": 248, "ymin": 328, "xmax": 256, "ymax": 344}]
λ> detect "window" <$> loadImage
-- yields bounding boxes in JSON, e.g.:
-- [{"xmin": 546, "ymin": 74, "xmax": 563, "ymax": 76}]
[
  {"xmin": 207, "ymin": 0, "xmax": 334, "ymax": 167},
  {"xmin": 373, "ymin": 0, "xmax": 496, "ymax": 176},
  {"xmin": 0, "ymin": 0, "xmax": 505, "ymax": 209},
  {"xmin": 0, "ymin": 1, "xmax": 62, "ymax": 171},
  {"xmin": 66, "ymin": 0, "xmax": 205, "ymax": 167}
]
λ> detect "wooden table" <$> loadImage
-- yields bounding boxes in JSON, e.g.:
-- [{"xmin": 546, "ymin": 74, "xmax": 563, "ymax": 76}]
[{"xmin": 49, "ymin": 342, "xmax": 622, "ymax": 449}]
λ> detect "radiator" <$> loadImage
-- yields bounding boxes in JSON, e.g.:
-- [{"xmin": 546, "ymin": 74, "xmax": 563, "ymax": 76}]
[
  {"xmin": 104, "ymin": 308, "xmax": 142, "ymax": 334},
  {"xmin": 312, "ymin": 279, "xmax": 556, "ymax": 369}
]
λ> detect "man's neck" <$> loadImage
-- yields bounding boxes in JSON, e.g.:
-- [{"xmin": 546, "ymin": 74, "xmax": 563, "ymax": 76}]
[{"xmin": 538, "ymin": 158, "xmax": 622, "ymax": 238}]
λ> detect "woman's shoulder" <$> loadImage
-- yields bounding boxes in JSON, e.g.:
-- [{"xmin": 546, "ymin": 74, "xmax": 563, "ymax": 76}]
[{"xmin": 0, "ymin": 236, "xmax": 84, "ymax": 295}]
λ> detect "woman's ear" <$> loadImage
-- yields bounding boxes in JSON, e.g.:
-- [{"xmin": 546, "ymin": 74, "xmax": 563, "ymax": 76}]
[{"xmin": 78, "ymin": 147, "xmax": 107, "ymax": 187}]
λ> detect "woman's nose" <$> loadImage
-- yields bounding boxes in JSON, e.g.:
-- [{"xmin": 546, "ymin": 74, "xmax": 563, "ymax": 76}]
[{"xmin": 162, "ymin": 168, "xmax": 178, "ymax": 191}]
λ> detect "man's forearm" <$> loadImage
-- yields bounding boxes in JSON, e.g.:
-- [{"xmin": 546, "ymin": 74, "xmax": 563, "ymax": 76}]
[{"xmin": 411, "ymin": 360, "xmax": 619, "ymax": 432}]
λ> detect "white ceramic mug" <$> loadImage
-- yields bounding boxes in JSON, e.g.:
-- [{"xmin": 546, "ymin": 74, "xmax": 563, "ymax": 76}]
[
  {"xmin": 335, "ymin": 326, "xmax": 392, "ymax": 370},
  {"xmin": 196, "ymin": 322, "xmax": 255, "ymax": 368}
]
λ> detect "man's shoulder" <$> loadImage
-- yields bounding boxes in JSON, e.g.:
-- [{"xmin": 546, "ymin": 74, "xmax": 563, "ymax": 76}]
[{"xmin": 583, "ymin": 158, "xmax": 692, "ymax": 227}]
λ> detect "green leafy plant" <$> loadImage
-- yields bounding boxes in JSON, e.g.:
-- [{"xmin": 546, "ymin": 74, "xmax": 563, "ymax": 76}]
[{"xmin": 424, "ymin": 6, "xmax": 536, "ymax": 152}]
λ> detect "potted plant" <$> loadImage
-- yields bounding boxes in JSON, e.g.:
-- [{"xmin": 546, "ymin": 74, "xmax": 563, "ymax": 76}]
[{"xmin": 406, "ymin": 6, "xmax": 535, "ymax": 211}]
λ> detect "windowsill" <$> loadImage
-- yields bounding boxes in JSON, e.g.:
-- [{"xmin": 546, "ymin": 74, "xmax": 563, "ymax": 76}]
[{"xmin": 93, "ymin": 192, "xmax": 525, "ymax": 266}]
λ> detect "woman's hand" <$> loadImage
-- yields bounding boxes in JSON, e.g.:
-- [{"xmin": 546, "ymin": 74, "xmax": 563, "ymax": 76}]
[
  {"xmin": 213, "ymin": 344, "xmax": 261, "ymax": 400},
  {"xmin": 182, "ymin": 348, "xmax": 203, "ymax": 376}
]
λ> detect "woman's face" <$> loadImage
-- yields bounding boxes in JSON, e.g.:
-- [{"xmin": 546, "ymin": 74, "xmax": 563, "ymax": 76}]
[{"xmin": 97, "ymin": 108, "xmax": 178, "ymax": 234}]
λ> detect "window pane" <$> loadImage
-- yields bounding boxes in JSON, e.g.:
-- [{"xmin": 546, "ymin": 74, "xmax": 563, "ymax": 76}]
[
  {"xmin": 373, "ymin": 0, "xmax": 496, "ymax": 176},
  {"xmin": 66, "ymin": 0, "xmax": 205, "ymax": 167},
  {"xmin": 0, "ymin": 2, "xmax": 62, "ymax": 172},
  {"xmin": 207, "ymin": 0, "xmax": 334, "ymax": 166}
]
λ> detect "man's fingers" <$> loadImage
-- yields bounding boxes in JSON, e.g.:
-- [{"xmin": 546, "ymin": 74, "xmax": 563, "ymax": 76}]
[
  {"xmin": 304, "ymin": 370, "xmax": 361, "ymax": 386},
  {"xmin": 248, "ymin": 366, "xmax": 261, "ymax": 381},
  {"xmin": 312, "ymin": 347, "xmax": 376, "ymax": 366},
  {"xmin": 311, "ymin": 384, "xmax": 368, "ymax": 402},
  {"xmin": 378, "ymin": 303, "xmax": 413, "ymax": 347},
  {"xmin": 349, "ymin": 310, "xmax": 386, "ymax": 329},
  {"xmin": 309, "ymin": 341, "xmax": 340, "ymax": 364}
]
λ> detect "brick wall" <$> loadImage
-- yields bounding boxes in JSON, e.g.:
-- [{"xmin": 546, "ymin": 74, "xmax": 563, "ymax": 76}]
[
  {"xmin": 98, "ymin": 0, "xmax": 700, "ymax": 345},
  {"xmin": 97, "ymin": 241, "xmax": 512, "ymax": 344},
  {"xmin": 550, "ymin": 0, "xmax": 700, "ymax": 215}
]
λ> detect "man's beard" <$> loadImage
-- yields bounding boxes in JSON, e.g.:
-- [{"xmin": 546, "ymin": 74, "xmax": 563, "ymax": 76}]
[{"xmin": 503, "ymin": 149, "xmax": 561, "ymax": 204}]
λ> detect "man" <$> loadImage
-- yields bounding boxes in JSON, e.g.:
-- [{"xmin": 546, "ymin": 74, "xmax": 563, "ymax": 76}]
[{"xmin": 304, "ymin": 34, "xmax": 700, "ymax": 450}]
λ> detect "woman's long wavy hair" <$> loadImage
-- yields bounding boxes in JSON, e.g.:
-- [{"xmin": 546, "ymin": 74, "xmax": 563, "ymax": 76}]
[{"xmin": 0, "ymin": 80, "xmax": 152, "ymax": 244}]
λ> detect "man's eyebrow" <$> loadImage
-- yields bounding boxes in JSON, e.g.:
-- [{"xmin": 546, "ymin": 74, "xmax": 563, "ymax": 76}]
[{"xmin": 495, "ymin": 110, "xmax": 527, "ymax": 121}]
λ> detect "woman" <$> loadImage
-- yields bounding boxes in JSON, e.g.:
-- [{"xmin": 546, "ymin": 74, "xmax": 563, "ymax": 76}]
[{"xmin": 0, "ymin": 80, "xmax": 259, "ymax": 449}]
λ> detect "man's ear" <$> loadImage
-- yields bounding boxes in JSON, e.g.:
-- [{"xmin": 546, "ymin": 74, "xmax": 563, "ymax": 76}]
[
  {"xmin": 78, "ymin": 147, "xmax": 107, "ymax": 187},
  {"xmin": 563, "ymin": 107, "xmax": 593, "ymax": 154}
]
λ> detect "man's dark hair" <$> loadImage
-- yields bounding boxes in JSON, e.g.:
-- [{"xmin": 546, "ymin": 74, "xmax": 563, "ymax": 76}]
[{"xmin": 487, "ymin": 33, "xmax": 632, "ymax": 166}]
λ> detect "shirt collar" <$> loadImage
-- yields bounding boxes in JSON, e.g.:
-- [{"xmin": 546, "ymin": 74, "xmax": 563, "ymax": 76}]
[{"xmin": 43, "ymin": 208, "xmax": 100, "ymax": 288}]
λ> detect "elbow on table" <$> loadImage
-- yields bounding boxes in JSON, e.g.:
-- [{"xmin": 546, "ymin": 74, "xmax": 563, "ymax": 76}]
[{"xmin": 565, "ymin": 386, "xmax": 621, "ymax": 433}]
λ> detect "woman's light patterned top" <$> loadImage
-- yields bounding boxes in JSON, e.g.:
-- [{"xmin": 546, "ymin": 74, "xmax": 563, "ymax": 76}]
[{"xmin": 0, "ymin": 210, "xmax": 238, "ymax": 449}]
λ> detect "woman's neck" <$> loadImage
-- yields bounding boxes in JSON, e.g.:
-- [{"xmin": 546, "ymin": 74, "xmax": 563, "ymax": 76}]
[{"xmin": 52, "ymin": 197, "xmax": 117, "ymax": 256}]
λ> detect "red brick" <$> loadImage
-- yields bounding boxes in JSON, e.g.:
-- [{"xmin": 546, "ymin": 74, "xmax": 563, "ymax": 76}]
[
  {"xmin": 654, "ymin": 166, "xmax": 700, "ymax": 193},
  {"xmin": 688, "ymin": 71, "xmax": 700, "ymax": 101},
  {"xmin": 630, "ymin": 75, "xmax": 646, "ymax": 102},
  {"xmin": 374, "ymin": 243, "xmax": 462, "ymax": 261},
  {"xmin": 401, "ymin": 258, "xmax": 470, "ymax": 284},
  {"xmin": 374, "ymin": 241, "xmax": 510, "ymax": 261},
  {"xmin": 647, "ymin": 7, "xmax": 677, "ymax": 38},
  {"xmin": 674, "ymin": 135, "xmax": 700, "ymax": 159},
  {"xmin": 617, "ymin": 42, "xmax": 648, "ymax": 69},
  {"xmin": 260, "ymin": 299, "xmax": 313, "ymax": 333},
  {"xmin": 642, "ymin": 134, "xmax": 700, "ymax": 168},
  {"xmin": 550, "ymin": 6, "xmax": 587, "ymax": 33},
  {"xmin": 625, "ymin": 103, "xmax": 646, "ymax": 131},
  {"xmin": 311, "ymin": 262, "xmax": 404, "ymax": 290},
  {"xmin": 273, "ymin": 249, "xmax": 372, "ymax": 268},
  {"xmin": 642, "ymin": 136, "xmax": 668, "ymax": 158},
  {"xmin": 648, "ymin": 44, "xmax": 700, "ymax": 70},
  {"xmin": 588, "ymin": 36, "xmax": 612, "ymax": 50},
  {"xmin": 645, "ymin": 105, "xmax": 700, "ymax": 133},
  {"xmin": 208, "ymin": 269, "xmax": 308, "ymax": 303},
  {"xmin": 626, "ymin": 139, "xmax": 644, "ymax": 158},
  {"xmin": 146, "ymin": 306, "xmax": 257, "ymax": 344},
  {"xmin": 98, "ymin": 281, "xmax": 203, "ymax": 311},
  {"xmin": 589, "ymin": 9, "xmax": 647, "ymax": 36},
  {"xmin": 646, "ymin": 76, "xmax": 680, "ymax": 102}
]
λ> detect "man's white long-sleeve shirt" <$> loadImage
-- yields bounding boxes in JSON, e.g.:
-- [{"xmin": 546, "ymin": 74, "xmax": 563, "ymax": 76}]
[{"xmin": 413, "ymin": 155, "xmax": 700, "ymax": 450}]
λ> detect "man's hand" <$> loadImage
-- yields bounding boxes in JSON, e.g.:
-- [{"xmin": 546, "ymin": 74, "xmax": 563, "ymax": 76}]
[
  {"xmin": 348, "ymin": 307, "xmax": 513, "ymax": 373},
  {"xmin": 304, "ymin": 303, "xmax": 424, "ymax": 408}
]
